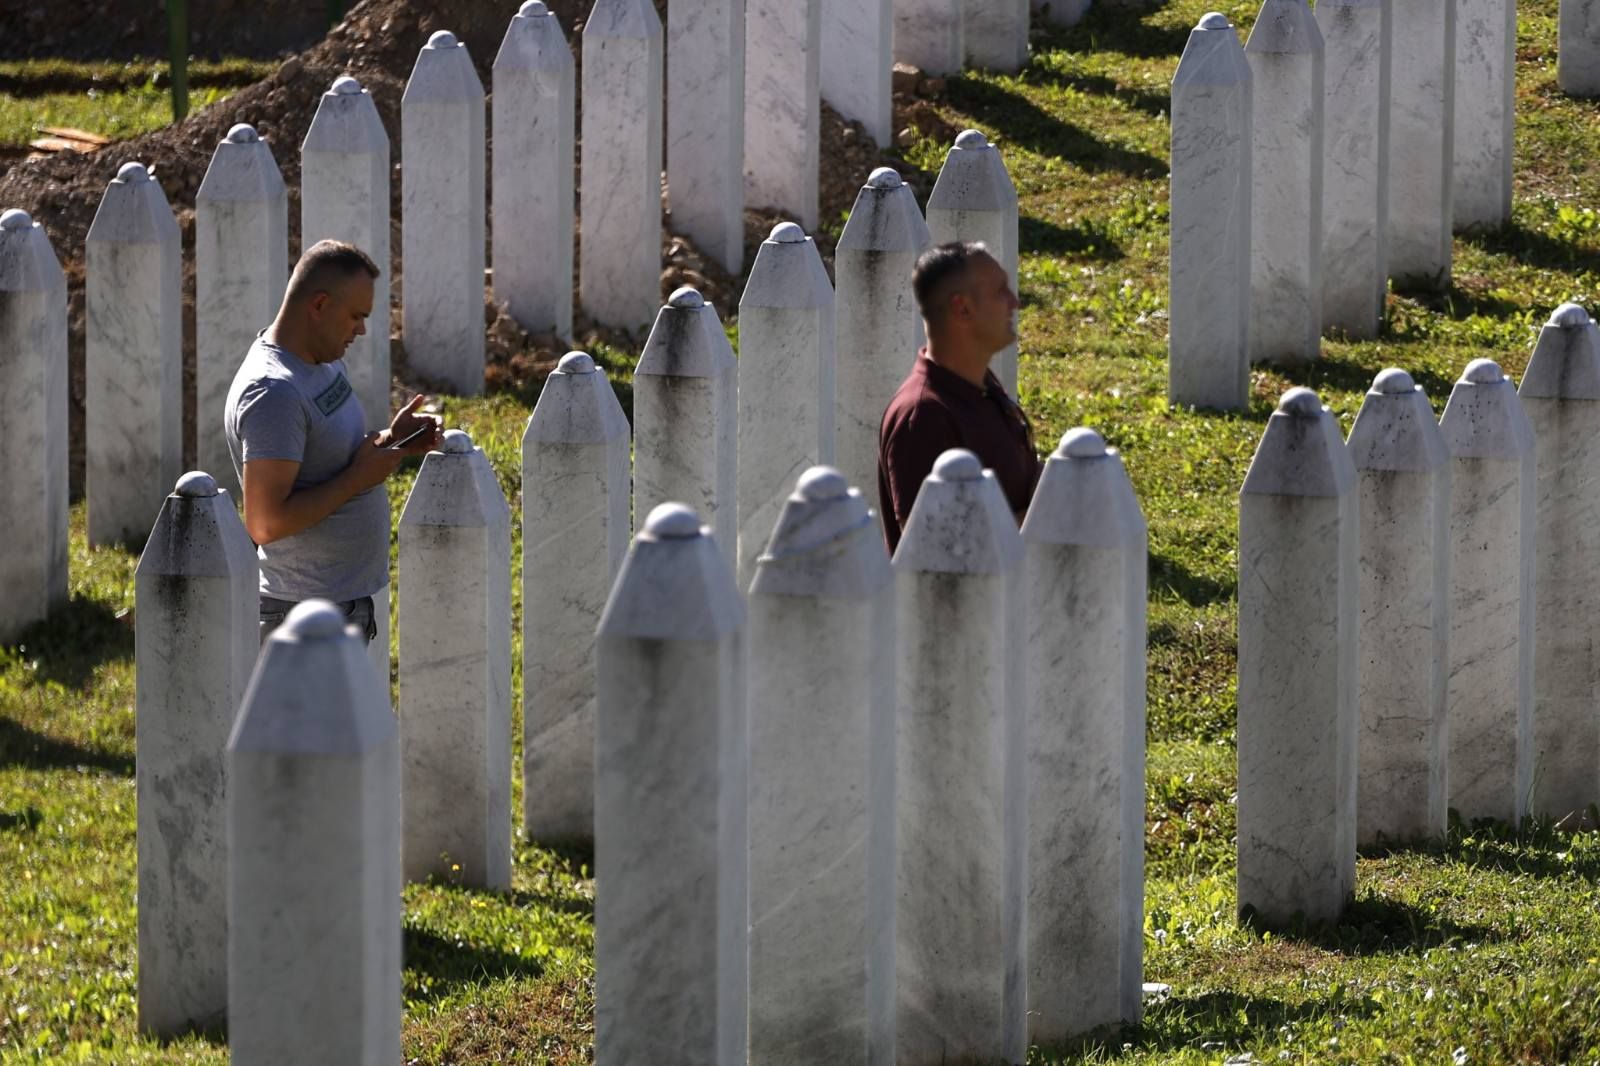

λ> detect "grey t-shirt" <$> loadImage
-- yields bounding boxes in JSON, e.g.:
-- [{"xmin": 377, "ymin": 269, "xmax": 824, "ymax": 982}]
[{"xmin": 224, "ymin": 335, "xmax": 390, "ymax": 603}]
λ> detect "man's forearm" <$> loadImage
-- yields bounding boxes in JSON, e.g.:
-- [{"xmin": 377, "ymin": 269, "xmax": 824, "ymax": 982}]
[{"xmin": 249, "ymin": 464, "xmax": 374, "ymax": 545}]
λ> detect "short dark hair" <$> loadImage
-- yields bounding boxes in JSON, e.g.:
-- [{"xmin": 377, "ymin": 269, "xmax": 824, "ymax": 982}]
[
  {"xmin": 286, "ymin": 239, "xmax": 380, "ymax": 303},
  {"xmin": 912, "ymin": 241, "xmax": 993, "ymax": 325}
]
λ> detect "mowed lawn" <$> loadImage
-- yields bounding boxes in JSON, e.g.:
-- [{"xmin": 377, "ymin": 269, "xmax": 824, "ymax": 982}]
[{"xmin": 6, "ymin": 2, "xmax": 1600, "ymax": 1062}]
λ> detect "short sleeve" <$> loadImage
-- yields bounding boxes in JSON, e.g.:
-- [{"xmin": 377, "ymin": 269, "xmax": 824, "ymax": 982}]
[{"xmin": 235, "ymin": 379, "xmax": 309, "ymax": 464}]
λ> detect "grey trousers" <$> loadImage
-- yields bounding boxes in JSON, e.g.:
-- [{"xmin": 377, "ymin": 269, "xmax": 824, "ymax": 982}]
[{"xmin": 259, "ymin": 594, "xmax": 377, "ymax": 646}]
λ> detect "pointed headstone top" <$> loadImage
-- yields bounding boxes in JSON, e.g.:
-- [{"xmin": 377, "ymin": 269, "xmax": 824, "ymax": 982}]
[
  {"xmin": 440, "ymin": 428, "xmax": 473, "ymax": 454},
  {"xmin": 0, "ymin": 208, "xmax": 32, "ymax": 231},
  {"xmin": 1058, "ymin": 427, "xmax": 1109, "ymax": 458},
  {"xmin": 1244, "ymin": 0, "xmax": 1324, "ymax": 54},
  {"xmin": 1241, "ymin": 387, "xmax": 1356, "ymax": 497},
  {"xmin": 1199, "ymin": 11, "xmax": 1232, "ymax": 29},
  {"xmin": 520, "ymin": 0, "xmax": 550, "ymax": 14},
  {"xmin": 867, "ymin": 167, "xmax": 903, "ymax": 190},
  {"xmin": 797, "ymin": 466, "xmax": 851, "ymax": 502},
  {"xmin": 1372, "ymin": 367, "xmax": 1416, "ymax": 395},
  {"xmin": 428, "ymin": 29, "xmax": 460, "ymax": 48},
  {"xmin": 752, "ymin": 467, "xmax": 889, "ymax": 600},
  {"xmin": 644, "ymin": 502, "xmax": 702, "ymax": 539},
  {"xmin": 226, "ymin": 123, "xmax": 260, "ymax": 144},
  {"xmin": 769, "ymin": 221, "xmax": 807, "ymax": 243},
  {"xmin": 1441, "ymin": 359, "xmax": 1536, "ymax": 458},
  {"xmin": 954, "ymin": 129, "xmax": 990, "ymax": 151},
  {"xmin": 1348, "ymin": 370, "xmax": 1449, "ymax": 473},
  {"xmin": 1521, "ymin": 304, "xmax": 1600, "ymax": 401},
  {"xmin": 284, "ymin": 599, "xmax": 347, "ymax": 639},
  {"xmin": 331, "ymin": 75, "xmax": 364, "ymax": 95},
  {"xmin": 668, "ymin": 285, "xmax": 706, "ymax": 309},
  {"xmin": 1551, "ymin": 301, "xmax": 1593, "ymax": 328},
  {"xmin": 934, "ymin": 448, "xmax": 984, "ymax": 481},
  {"xmin": 1023, "ymin": 427, "xmax": 1145, "ymax": 547},
  {"xmin": 1278, "ymin": 385, "xmax": 1324, "ymax": 415},
  {"xmin": 1463, "ymin": 358, "xmax": 1505, "ymax": 385},
  {"xmin": 116, "ymin": 161, "xmax": 151, "ymax": 184},
  {"xmin": 175, "ymin": 471, "xmax": 220, "ymax": 498},
  {"xmin": 557, "ymin": 351, "xmax": 596, "ymax": 374}
]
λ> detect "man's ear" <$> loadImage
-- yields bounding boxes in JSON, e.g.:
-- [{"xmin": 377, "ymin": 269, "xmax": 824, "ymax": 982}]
[{"xmin": 306, "ymin": 291, "xmax": 330, "ymax": 319}]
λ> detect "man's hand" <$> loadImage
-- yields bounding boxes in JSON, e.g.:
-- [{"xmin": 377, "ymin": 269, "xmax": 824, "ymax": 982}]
[{"xmin": 379, "ymin": 394, "xmax": 443, "ymax": 455}]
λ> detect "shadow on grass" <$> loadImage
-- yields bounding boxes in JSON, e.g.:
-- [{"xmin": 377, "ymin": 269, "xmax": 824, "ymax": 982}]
[
  {"xmin": 1150, "ymin": 551, "xmax": 1234, "ymax": 608},
  {"xmin": 1021, "ymin": 214, "xmax": 1126, "ymax": 261},
  {"xmin": 946, "ymin": 78, "xmax": 1167, "ymax": 179},
  {"xmin": 1258, "ymin": 892, "xmax": 1502, "ymax": 956},
  {"xmin": 7, "ymin": 595, "xmax": 134, "ymax": 691},
  {"xmin": 0, "ymin": 717, "xmax": 135, "ymax": 776},
  {"xmin": 1258, "ymin": 351, "xmax": 1459, "ymax": 410},
  {"xmin": 1031, "ymin": 67, "xmax": 1171, "ymax": 119},
  {"xmin": 1034, "ymin": 0, "xmax": 1194, "ymax": 62},
  {"xmin": 1460, "ymin": 218, "xmax": 1600, "ymax": 273},
  {"xmin": 1434, "ymin": 814, "xmax": 1600, "ymax": 883},
  {"xmin": 1390, "ymin": 277, "xmax": 1523, "ymax": 321},
  {"xmin": 404, "ymin": 926, "xmax": 548, "ymax": 1005}
]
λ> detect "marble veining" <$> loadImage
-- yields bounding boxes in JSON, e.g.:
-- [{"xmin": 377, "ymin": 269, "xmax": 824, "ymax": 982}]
[
  {"xmin": 668, "ymin": 0, "xmax": 745, "ymax": 272},
  {"xmin": 1388, "ymin": 0, "xmax": 1454, "ymax": 284},
  {"xmin": 821, "ymin": 0, "xmax": 892, "ymax": 146},
  {"xmin": 1452, "ymin": 0, "xmax": 1516, "ymax": 229},
  {"xmin": 745, "ymin": 0, "xmax": 821, "ymax": 229}
]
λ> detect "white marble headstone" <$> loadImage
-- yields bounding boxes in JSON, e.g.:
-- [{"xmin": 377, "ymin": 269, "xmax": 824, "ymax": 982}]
[
  {"xmin": 669, "ymin": 0, "xmax": 746, "ymax": 272},
  {"xmin": 402, "ymin": 31, "xmax": 487, "ymax": 396},
  {"xmin": 197, "ymin": 124, "xmax": 288, "ymax": 501},
  {"xmin": 745, "ymin": 0, "xmax": 821, "ymax": 229},
  {"xmin": 302, "ymin": 76, "xmax": 392, "ymax": 429},
  {"xmin": 398, "ymin": 429, "xmax": 512, "ymax": 890},
  {"xmin": 1021, "ymin": 429, "xmax": 1146, "ymax": 1041},
  {"xmin": 966, "ymin": 0, "xmax": 1028, "ymax": 72},
  {"xmin": 1346, "ymin": 368, "xmax": 1451, "ymax": 845},
  {"xmin": 821, "ymin": 0, "xmax": 893, "ymax": 147},
  {"xmin": 1237, "ymin": 388, "xmax": 1358, "ymax": 926},
  {"xmin": 926, "ymin": 130, "xmax": 1021, "ymax": 396},
  {"xmin": 894, "ymin": 449, "xmax": 1027, "ymax": 1065},
  {"xmin": 1169, "ymin": 12, "xmax": 1252, "ymax": 411},
  {"xmin": 748, "ymin": 467, "xmax": 894, "ymax": 1065},
  {"xmin": 1452, "ymin": 0, "xmax": 1515, "ymax": 230},
  {"xmin": 493, "ymin": 1, "xmax": 576, "ymax": 339},
  {"xmin": 1031, "ymin": 0, "xmax": 1091, "ymax": 26},
  {"xmin": 595, "ymin": 503, "xmax": 748, "ymax": 1066},
  {"xmin": 1559, "ymin": 0, "xmax": 1600, "ymax": 97},
  {"xmin": 521, "ymin": 352, "xmax": 632, "ymax": 843},
  {"xmin": 0, "ymin": 208, "xmax": 68, "ymax": 641},
  {"xmin": 582, "ymin": 0, "xmax": 665, "ymax": 332},
  {"xmin": 227, "ymin": 600, "xmax": 401, "ymax": 1066},
  {"xmin": 1438, "ymin": 358, "xmax": 1536, "ymax": 825},
  {"xmin": 894, "ymin": 0, "xmax": 965, "ymax": 76},
  {"xmin": 1519, "ymin": 305, "xmax": 1600, "ymax": 827},
  {"xmin": 1388, "ymin": 0, "xmax": 1454, "ymax": 285},
  {"xmin": 835, "ymin": 168, "xmax": 932, "ymax": 501},
  {"xmin": 134, "ymin": 471, "xmax": 258, "ymax": 1037},
  {"xmin": 86, "ymin": 161, "xmax": 183, "ymax": 547}
]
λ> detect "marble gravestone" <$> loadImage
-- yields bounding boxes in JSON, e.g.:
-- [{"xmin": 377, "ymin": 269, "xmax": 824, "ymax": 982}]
[
  {"xmin": 1438, "ymin": 359, "xmax": 1535, "ymax": 826},
  {"xmin": 595, "ymin": 503, "xmax": 748, "ymax": 1066},
  {"xmin": 926, "ymin": 130, "xmax": 1021, "ymax": 396},
  {"xmin": 821, "ymin": 0, "xmax": 893, "ymax": 147},
  {"xmin": 196, "ymin": 124, "xmax": 288, "ymax": 501},
  {"xmin": 85, "ymin": 161, "xmax": 182, "ymax": 547},
  {"xmin": 134, "ymin": 471, "xmax": 258, "ymax": 1038},
  {"xmin": 634, "ymin": 287, "xmax": 739, "ymax": 568},
  {"xmin": 1245, "ymin": 0, "xmax": 1325, "ymax": 365},
  {"xmin": 1388, "ymin": 0, "xmax": 1454, "ymax": 286},
  {"xmin": 0, "ymin": 209, "xmax": 68, "ymax": 642},
  {"xmin": 668, "ymin": 0, "xmax": 745, "ymax": 272},
  {"xmin": 1452, "ymin": 0, "xmax": 1516, "ymax": 230},
  {"xmin": 301, "ymin": 76, "xmax": 392, "ymax": 428},
  {"xmin": 737, "ymin": 223, "xmax": 836, "ymax": 591},
  {"xmin": 748, "ymin": 467, "xmax": 895, "ymax": 1065},
  {"xmin": 1031, "ymin": 0, "xmax": 1091, "ymax": 27},
  {"xmin": 835, "ymin": 168, "xmax": 931, "ymax": 503},
  {"xmin": 745, "ymin": 0, "xmax": 821, "ymax": 230},
  {"xmin": 398, "ymin": 430, "xmax": 512, "ymax": 890},
  {"xmin": 1021, "ymin": 429, "xmax": 1146, "ymax": 1042},
  {"xmin": 582, "ymin": 0, "xmax": 664, "ymax": 332},
  {"xmin": 521, "ymin": 352, "xmax": 631, "ymax": 843},
  {"xmin": 1315, "ymin": 0, "xmax": 1390, "ymax": 340},
  {"xmin": 895, "ymin": 450, "xmax": 1027, "ymax": 1065},
  {"xmin": 493, "ymin": 1, "xmax": 575, "ymax": 339},
  {"xmin": 1559, "ymin": 0, "xmax": 1600, "ymax": 96},
  {"xmin": 1168, "ymin": 12, "xmax": 1252, "ymax": 411},
  {"xmin": 894, "ymin": 0, "xmax": 965, "ymax": 77},
  {"xmin": 966, "ymin": 0, "xmax": 1029, "ymax": 72},
  {"xmin": 402, "ymin": 31, "xmax": 486, "ymax": 396},
  {"xmin": 1237, "ymin": 388, "xmax": 1358, "ymax": 927},
  {"xmin": 1346, "ymin": 369, "xmax": 1451, "ymax": 845},
  {"xmin": 228, "ymin": 600, "xmax": 401, "ymax": 1066},
  {"xmin": 1519, "ymin": 305, "xmax": 1600, "ymax": 827}
]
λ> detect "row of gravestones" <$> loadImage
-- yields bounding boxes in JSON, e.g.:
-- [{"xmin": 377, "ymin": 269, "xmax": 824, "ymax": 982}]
[
  {"xmin": 133, "ymin": 422, "xmax": 1146, "ymax": 1063},
  {"xmin": 1238, "ymin": 304, "xmax": 1600, "ymax": 927},
  {"xmin": 1167, "ymin": 0, "xmax": 1535, "ymax": 411},
  {"xmin": 0, "ymin": 118, "xmax": 1018, "ymax": 636}
]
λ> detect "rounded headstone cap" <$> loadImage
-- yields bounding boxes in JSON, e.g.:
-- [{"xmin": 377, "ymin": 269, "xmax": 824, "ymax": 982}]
[
  {"xmin": 1277, "ymin": 386, "xmax": 1323, "ymax": 416},
  {"xmin": 668, "ymin": 285, "xmax": 705, "ymax": 309},
  {"xmin": 643, "ymin": 502, "xmax": 702, "ymax": 539},
  {"xmin": 1057, "ymin": 427, "xmax": 1108, "ymax": 458},
  {"xmin": 1550, "ymin": 301, "xmax": 1592, "ymax": 328},
  {"xmin": 284, "ymin": 599, "xmax": 347, "ymax": 639},
  {"xmin": 1372, "ymin": 367, "xmax": 1416, "ymax": 395},
  {"xmin": 116, "ymin": 161, "xmax": 150, "ymax": 183},
  {"xmin": 866, "ymin": 167, "xmax": 903, "ymax": 190},
  {"xmin": 0, "ymin": 208, "xmax": 33, "ymax": 231},
  {"xmin": 331, "ymin": 75, "xmax": 363, "ymax": 94},
  {"xmin": 768, "ymin": 221, "xmax": 807, "ymax": 244},
  {"xmin": 954, "ymin": 129, "xmax": 989, "ymax": 150},
  {"xmin": 556, "ymin": 350, "xmax": 596, "ymax": 374},
  {"xmin": 933, "ymin": 449, "xmax": 983, "ymax": 481},
  {"xmin": 797, "ymin": 466, "xmax": 851, "ymax": 502},
  {"xmin": 175, "ymin": 470, "xmax": 219, "ymax": 497},
  {"xmin": 428, "ymin": 29, "xmax": 459, "ymax": 47},
  {"xmin": 1198, "ymin": 11, "xmax": 1232, "ymax": 29},
  {"xmin": 226, "ymin": 123, "xmax": 260, "ymax": 144},
  {"xmin": 520, "ymin": 0, "xmax": 549, "ymax": 14},
  {"xmin": 1463, "ymin": 358, "xmax": 1505, "ymax": 385},
  {"xmin": 440, "ymin": 428, "xmax": 473, "ymax": 454}
]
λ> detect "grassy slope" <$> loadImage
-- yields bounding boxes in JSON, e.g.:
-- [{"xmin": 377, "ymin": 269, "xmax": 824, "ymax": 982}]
[{"xmin": 4, "ymin": 2, "xmax": 1600, "ymax": 1062}]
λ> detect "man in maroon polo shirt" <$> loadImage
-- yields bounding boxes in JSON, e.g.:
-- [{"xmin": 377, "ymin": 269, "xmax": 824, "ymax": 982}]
[{"xmin": 877, "ymin": 241, "xmax": 1041, "ymax": 552}]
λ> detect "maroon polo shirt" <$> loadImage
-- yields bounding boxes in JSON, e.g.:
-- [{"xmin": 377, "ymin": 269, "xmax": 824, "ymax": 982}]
[{"xmin": 877, "ymin": 351, "xmax": 1042, "ymax": 554}]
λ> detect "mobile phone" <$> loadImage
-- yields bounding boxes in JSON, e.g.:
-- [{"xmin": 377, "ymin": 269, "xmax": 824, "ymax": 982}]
[{"xmin": 388, "ymin": 424, "xmax": 431, "ymax": 450}]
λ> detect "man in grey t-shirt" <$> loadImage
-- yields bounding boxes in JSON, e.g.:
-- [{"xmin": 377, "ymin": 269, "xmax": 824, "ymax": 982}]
[{"xmin": 225, "ymin": 240, "xmax": 440, "ymax": 643}]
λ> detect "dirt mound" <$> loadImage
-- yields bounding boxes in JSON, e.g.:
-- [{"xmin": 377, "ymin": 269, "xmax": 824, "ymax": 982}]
[{"xmin": 0, "ymin": 0, "xmax": 938, "ymax": 496}]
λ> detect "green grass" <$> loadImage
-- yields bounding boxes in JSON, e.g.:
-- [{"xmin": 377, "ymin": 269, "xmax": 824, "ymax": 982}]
[
  {"xmin": 7, "ymin": 1, "xmax": 1600, "ymax": 1061},
  {"xmin": 0, "ymin": 86, "xmax": 236, "ymax": 150}
]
